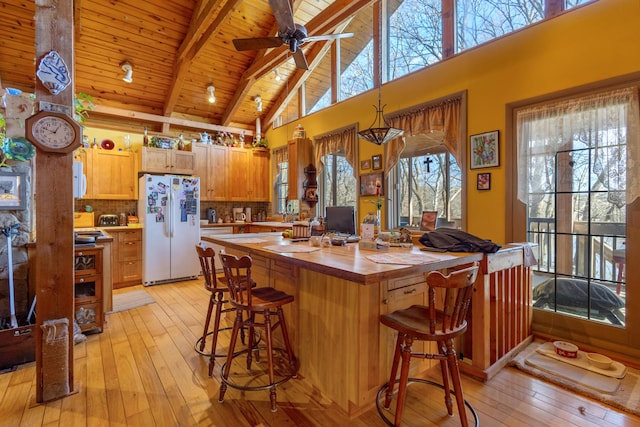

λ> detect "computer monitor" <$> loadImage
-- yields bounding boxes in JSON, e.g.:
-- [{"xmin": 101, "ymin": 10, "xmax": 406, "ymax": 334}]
[{"xmin": 325, "ymin": 206, "xmax": 356, "ymax": 235}]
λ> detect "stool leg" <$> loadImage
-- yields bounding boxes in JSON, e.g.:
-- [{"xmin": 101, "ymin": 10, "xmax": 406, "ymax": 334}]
[
  {"xmin": 199, "ymin": 294, "xmax": 215, "ymax": 352},
  {"xmin": 438, "ymin": 341, "xmax": 453, "ymax": 416},
  {"xmin": 393, "ymin": 335, "xmax": 414, "ymax": 427},
  {"xmin": 276, "ymin": 307, "xmax": 296, "ymax": 376},
  {"xmin": 445, "ymin": 339, "xmax": 468, "ymax": 427},
  {"xmin": 263, "ymin": 310, "xmax": 278, "ymax": 412},
  {"xmin": 208, "ymin": 290, "xmax": 224, "ymax": 376},
  {"xmin": 246, "ymin": 312, "xmax": 258, "ymax": 369},
  {"xmin": 384, "ymin": 333, "xmax": 403, "ymax": 410},
  {"xmin": 218, "ymin": 310, "xmax": 242, "ymax": 404}
]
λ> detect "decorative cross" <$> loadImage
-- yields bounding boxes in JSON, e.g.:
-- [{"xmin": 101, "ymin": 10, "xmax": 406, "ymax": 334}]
[{"xmin": 424, "ymin": 156, "xmax": 433, "ymax": 173}]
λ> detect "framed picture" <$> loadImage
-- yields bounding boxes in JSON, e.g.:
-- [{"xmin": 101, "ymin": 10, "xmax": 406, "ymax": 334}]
[
  {"xmin": 0, "ymin": 171, "xmax": 26, "ymax": 210},
  {"xmin": 372, "ymin": 154, "xmax": 382, "ymax": 170},
  {"xmin": 420, "ymin": 211, "xmax": 437, "ymax": 231},
  {"xmin": 360, "ymin": 158, "xmax": 371, "ymax": 170},
  {"xmin": 470, "ymin": 130, "xmax": 500, "ymax": 169},
  {"xmin": 477, "ymin": 172, "xmax": 491, "ymax": 190},
  {"xmin": 360, "ymin": 172, "xmax": 383, "ymax": 196}
]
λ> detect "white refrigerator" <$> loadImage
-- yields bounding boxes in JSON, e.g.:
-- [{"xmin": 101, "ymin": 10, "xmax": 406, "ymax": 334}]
[{"xmin": 138, "ymin": 174, "xmax": 201, "ymax": 285}]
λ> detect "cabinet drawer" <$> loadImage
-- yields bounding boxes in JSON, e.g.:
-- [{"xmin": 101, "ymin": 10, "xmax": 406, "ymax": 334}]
[
  {"xmin": 120, "ymin": 261, "xmax": 142, "ymax": 283},
  {"xmin": 120, "ymin": 230, "xmax": 142, "ymax": 243},
  {"xmin": 386, "ymin": 273, "xmax": 425, "ymax": 292},
  {"xmin": 75, "ymin": 301, "xmax": 102, "ymax": 332},
  {"xmin": 74, "ymin": 248, "xmax": 103, "ymax": 276},
  {"xmin": 119, "ymin": 240, "xmax": 142, "ymax": 261},
  {"xmin": 74, "ymin": 275, "xmax": 102, "ymax": 303}
]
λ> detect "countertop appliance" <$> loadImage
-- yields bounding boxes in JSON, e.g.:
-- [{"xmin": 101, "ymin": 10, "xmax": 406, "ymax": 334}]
[
  {"xmin": 138, "ymin": 174, "xmax": 200, "ymax": 285},
  {"xmin": 206, "ymin": 207, "xmax": 217, "ymax": 223},
  {"xmin": 98, "ymin": 214, "xmax": 119, "ymax": 227}
]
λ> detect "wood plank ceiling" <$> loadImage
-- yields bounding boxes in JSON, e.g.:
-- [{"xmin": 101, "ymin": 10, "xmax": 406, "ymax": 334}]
[{"xmin": 0, "ymin": 0, "xmax": 374, "ymax": 137}]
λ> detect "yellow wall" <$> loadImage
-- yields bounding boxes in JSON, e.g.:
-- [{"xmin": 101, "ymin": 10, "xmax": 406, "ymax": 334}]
[{"xmin": 266, "ymin": 0, "xmax": 640, "ymax": 243}]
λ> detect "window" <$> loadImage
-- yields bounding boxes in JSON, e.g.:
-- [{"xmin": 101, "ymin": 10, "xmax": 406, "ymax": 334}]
[
  {"xmin": 456, "ymin": 0, "xmax": 544, "ymax": 53},
  {"xmin": 272, "ymin": 147, "xmax": 289, "ymax": 214},
  {"xmin": 320, "ymin": 152, "xmax": 357, "ymax": 213},
  {"xmin": 390, "ymin": 149, "xmax": 461, "ymax": 228},
  {"xmin": 518, "ymin": 87, "xmax": 640, "ymax": 328},
  {"xmin": 340, "ymin": 3, "xmax": 375, "ymax": 101},
  {"xmin": 388, "ymin": 0, "xmax": 442, "ymax": 81}
]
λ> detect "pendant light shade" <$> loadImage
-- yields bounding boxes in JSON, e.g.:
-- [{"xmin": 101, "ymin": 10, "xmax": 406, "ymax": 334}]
[{"xmin": 358, "ymin": 93, "xmax": 403, "ymax": 145}]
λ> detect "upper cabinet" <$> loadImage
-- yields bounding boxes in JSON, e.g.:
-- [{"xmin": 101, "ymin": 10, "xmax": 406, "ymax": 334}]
[
  {"xmin": 288, "ymin": 138, "xmax": 313, "ymax": 201},
  {"xmin": 138, "ymin": 146, "xmax": 195, "ymax": 175},
  {"xmin": 75, "ymin": 149, "xmax": 136, "ymax": 200},
  {"xmin": 227, "ymin": 147, "xmax": 271, "ymax": 202},
  {"xmin": 192, "ymin": 143, "xmax": 228, "ymax": 201}
]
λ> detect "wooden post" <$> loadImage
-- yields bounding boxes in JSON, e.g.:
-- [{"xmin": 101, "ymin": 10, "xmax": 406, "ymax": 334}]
[{"xmin": 33, "ymin": 0, "xmax": 76, "ymax": 402}]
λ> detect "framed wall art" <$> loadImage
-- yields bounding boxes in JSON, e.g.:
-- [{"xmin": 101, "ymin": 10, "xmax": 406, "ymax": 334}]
[
  {"xmin": 360, "ymin": 172, "xmax": 383, "ymax": 196},
  {"xmin": 477, "ymin": 172, "xmax": 491, "ymax": 190},
  {"xmin": 360, "ymin": 158, "xmax": 371, "ymax": 170},
  {"xmin": 470, "ymin": 130, "xmax": 499, "ymax": 169},
  {"xmin": 420, "ymin": 210, "xmax": 437, "ymax": 231},
  {"xmin": 0, "ymin": 171, "xmax": 27, "ymax": 210},
  {"xmin": 372, "ymin": 154, "xmax": 382, "ymax": 170}
]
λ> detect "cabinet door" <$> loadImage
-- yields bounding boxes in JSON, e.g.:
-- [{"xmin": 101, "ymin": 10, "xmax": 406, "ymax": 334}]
[
  {"xmin": 91, "ymin": 150, "xmax": 136, "ymax": 199},
  {"xmin": 209, "ymin": 145, "xmax": 228, "ymax": 200},
  {"xmin": 228, "ymin": 147, "xmax": 249, "ymax": 200},
  {"xmin": 74, "ymin": 149, "xmax": 94, "ymax": 198},
  {"xmin": 287, "ymin": 138, "xmax": 312, "ymax": 201},
  {"xmin": 251, "ymin": 149, "xmax": 270, "ymax": 201},
  {"xmin": 139, "ymin": 147, "xmax": 171, "ymax": 173},
  {"xmin": 380, "ymin": 275, "xmax": 431, "ymax": 379},
  {"xmin": 171, "ymin": 150, "xmax": 195, "ymax": 175},
  {"xmin": 192, "ymin": 144, "xmax": 211, "ymax": 200}
]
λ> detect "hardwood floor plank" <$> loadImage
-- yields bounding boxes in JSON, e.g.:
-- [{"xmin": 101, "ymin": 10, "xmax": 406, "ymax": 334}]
[{"xmin": 2, "ymin": 279, "xmax": 640, "ymax": 426}]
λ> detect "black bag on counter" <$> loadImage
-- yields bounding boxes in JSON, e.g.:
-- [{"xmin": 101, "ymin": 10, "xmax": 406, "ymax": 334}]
[{"xmin": 419, "ymin": 228, "xmax": 501, "ymax": 253}]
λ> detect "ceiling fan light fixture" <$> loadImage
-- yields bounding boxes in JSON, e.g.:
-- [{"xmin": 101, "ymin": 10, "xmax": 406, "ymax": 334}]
[
  {"xmin": 273, "ymin": 69, "xmax": 282, "ymax": 81},
  {"xmin": 358, "ymin": 100, "xmax": 404, "ymax": 145},
  {"xmin": 120, "ymin": 61, "xmax": 133, "ymax": 83},
  {"xmin": 207, "ymin": 85, "xmax": 216, "ymax": 103}
]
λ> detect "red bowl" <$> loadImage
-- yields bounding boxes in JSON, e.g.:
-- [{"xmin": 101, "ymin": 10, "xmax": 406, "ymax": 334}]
[
  {"xmin": 101, "ymin": 139, "xmax": 115, "ymax": 150},
  {"xmin": 553, "ymin": 341, "xmax": 578, "ymax": 358}
]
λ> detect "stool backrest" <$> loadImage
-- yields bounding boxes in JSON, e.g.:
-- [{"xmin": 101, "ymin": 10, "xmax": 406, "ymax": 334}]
[
  {"xmin": 195, "ymin": 244, "xmax": 220, "ymax": 292},
  {"xmin": 220, "ymin": 253, "xmax": 255, "ymax": 308},
  {"xmin": 425, "ymin": 262, "xmax": 479, "ymax": 336}
]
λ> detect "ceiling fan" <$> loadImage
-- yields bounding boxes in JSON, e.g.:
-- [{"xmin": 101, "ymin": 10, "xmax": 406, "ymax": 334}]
[{"xmin": 232, "ymin": 0, "xmax": 354, "ymax": 70}]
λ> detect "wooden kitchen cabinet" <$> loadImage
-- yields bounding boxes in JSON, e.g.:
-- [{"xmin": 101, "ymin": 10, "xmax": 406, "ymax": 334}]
[
  {"xmin": 74, "ymin": 149, "xmax": 136, "ymax": 200},
  {"xmin": 192, "ymin": 143, "xmax": 228, "ymax": 201},
  {"xmin": 74, "ymin": 246, "xmax": 104, "ymax": 333},
  {"xmin": 228, "ymin": 147, "xmax": 270, "ymax": 201},
  {"xmin": 287, "ymin": 138, "xmax": 313, "ymax": 201},
  {"xmin": 251, "ymin": 149, "xmax": 270, "ymax": 201},
  {"xmin": 138, "ymin": 146, "xmax": 195, "ymax": 175},
  {"xmin": 109, "ymin": 229, "xmax": 142, "ymax": 289}
]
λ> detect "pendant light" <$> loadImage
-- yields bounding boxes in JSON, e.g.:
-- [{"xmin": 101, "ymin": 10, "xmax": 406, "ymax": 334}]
[{"xmin": 357, "ymin": 89, "xmax": 404, "ymax": 145}]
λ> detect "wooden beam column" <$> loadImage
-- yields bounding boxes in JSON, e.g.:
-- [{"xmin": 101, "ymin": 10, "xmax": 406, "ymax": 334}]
[{"xmin": 33, "ymin": 0, "xmax": 76, "ymax": 402}]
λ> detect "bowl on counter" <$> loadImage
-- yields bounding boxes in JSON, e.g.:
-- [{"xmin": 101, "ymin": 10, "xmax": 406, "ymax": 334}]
[
  {"xmin": 586, "ymin": 353, "xmax": 613, "ymax": 369},
  {"xmin": 553, "ymin": 341, "xmax": 578, "ymax": 358}
]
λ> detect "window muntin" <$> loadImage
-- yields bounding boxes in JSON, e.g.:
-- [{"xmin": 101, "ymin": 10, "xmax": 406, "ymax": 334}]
[{"xmin": 274, "ymin": 159, "xmax": 289, "ymax": 214}]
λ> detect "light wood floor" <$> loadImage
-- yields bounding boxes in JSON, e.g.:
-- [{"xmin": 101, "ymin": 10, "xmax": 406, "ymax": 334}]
[{"xmin": 2, "ymin": 279, "xmax": 639, "ymax": 426}]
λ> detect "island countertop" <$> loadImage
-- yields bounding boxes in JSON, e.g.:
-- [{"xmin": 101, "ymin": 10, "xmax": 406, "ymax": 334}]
[{"xmin": 201, "ymin": 232, "xmax": 484, "ymax": 285}]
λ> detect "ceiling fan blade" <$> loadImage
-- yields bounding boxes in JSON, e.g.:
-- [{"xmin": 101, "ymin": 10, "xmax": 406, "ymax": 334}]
[
  {"xmin": 293, "ymin": 49, "xmax": 308, "ymax": 70},
  {"xmin": 233, "ymin": 37, "xmax": 283, "ymax": 51},
  {"xmin": 268, "ymin": 0, "xmax": 295, "ymax": 33},
  {"xmin": 303, "ymin": 33, "xmax": 355, "ymax": 43}
]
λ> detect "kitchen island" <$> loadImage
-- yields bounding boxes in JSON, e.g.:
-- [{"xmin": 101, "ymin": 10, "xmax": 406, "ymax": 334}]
[{"xmin": 202, "ymin": 233, "xmax": 484, "ymax": 416}]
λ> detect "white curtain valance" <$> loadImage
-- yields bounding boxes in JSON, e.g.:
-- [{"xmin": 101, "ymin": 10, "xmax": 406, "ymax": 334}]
[
  {"xmin": 313, "ymin": 124, "xmax": 358, "ymax": 178},
  {"xmin": 516, "ymin": 86, "xmax": 640, "ymax": 205}
]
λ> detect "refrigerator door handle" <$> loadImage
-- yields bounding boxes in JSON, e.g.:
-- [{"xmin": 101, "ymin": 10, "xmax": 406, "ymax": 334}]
[{"xmin": 168, "ymin": 190, "xmax": 174, "ymax": 238}]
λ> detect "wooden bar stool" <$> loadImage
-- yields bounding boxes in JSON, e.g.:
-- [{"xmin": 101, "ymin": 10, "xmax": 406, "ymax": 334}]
[
  {"xmin": 194, "ymin": 244, "xmax": 245, "ymax": 377},
  {"xmin": 612, "ymin": 247, "xmax": 625, "ymax": 295},
  {"xmin": 218, "ymin": 253, "xmax": 298, "ymax": 412},
  {"xmin": 377, "ymin": 263, "xmax": 480, "ymax": 427}
]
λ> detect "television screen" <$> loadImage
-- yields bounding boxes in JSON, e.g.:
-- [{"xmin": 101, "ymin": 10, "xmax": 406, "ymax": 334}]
[{"xmin": 325, "ymin": 206, "xmax": 356, "ymax": 235}]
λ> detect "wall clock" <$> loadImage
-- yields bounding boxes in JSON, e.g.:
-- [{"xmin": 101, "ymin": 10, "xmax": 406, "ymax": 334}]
[{"xmin": 25, "ymin": 110, "xmax": 81, "ymax": 154}]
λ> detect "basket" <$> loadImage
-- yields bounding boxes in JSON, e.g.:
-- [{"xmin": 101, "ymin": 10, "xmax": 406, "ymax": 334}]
[{"xmin": 292, "ymin": 223, "xmax": 311, "ymax": 239}]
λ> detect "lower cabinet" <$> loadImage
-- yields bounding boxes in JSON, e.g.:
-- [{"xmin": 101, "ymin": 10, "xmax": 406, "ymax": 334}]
[
  {"xmin": 110, "ymin": 229, "xmax": 143, "ymax": 289},
  {"xmin": 74, "ymin": 246, "xmax": 104, "ymax": 333}
]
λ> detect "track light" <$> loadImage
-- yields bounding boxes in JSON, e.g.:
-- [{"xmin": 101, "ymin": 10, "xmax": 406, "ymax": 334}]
[
  {"xmin": 121, "ymin": 61, "xmax": 133, "ymax": 83},
  {"xmin": 207, "ymin": 85, "xmax": 216, "ymax": 103},
  {"xmin": 273, "ymin": 69, "xmax": 282, "ymax": 81},
  {"xmin": 255, "ymin": 95, "xmax": 263, "ymax": 112}
]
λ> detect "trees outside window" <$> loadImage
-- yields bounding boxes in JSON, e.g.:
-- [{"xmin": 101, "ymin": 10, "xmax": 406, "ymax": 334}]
[{"xmin": 320, "ymin": 152, "xmax": 357, "ymax": 215}]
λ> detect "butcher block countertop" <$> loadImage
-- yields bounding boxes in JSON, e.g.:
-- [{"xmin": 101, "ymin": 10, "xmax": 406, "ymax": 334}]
[{"xmin": 201, "ymin": 233, "xmax": 483, "ymax": 285}]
